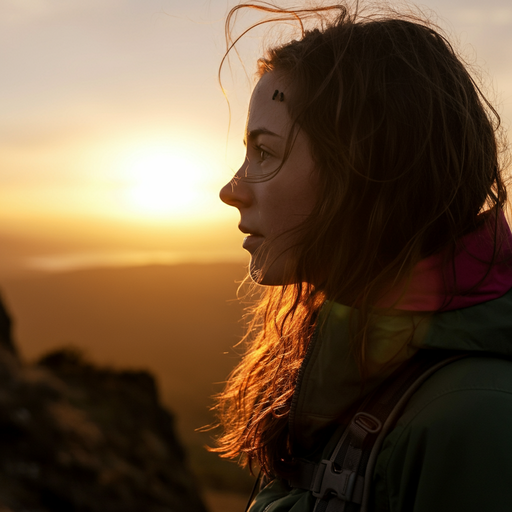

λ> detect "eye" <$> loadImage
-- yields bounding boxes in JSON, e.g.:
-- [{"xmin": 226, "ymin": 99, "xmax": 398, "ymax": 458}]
[
  {"xmin": 244, "ymin": 143, "xmax": 277, "ymax": 178},
  {"xmin": 256, "ymin": 146, "xmax": 271, "ymax": 162}
]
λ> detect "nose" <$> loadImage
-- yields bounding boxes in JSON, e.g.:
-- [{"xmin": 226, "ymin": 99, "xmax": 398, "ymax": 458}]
[{"xmin": 219, "ymin": 160, "xmax": 251, "ymax": 208}]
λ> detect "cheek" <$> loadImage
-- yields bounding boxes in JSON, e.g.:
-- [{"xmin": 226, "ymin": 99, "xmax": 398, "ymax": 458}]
[
  {"xmin": 264, "ymin": 196, "xmax": 291, "ymax": 233},
  {"xmin": 288, "ymin": 151, "xmax": 318, "ymax": 211},
  {"xmin": 268, "ymin": 183, "xmax": 316, "ymax": 234},
  {"xmin": 256, "ymin": 150, "xmax": 318, "ymax": 234},
  {"xmin": 291, "ymin": 169, "xmax": 318, "ymax": 217}
]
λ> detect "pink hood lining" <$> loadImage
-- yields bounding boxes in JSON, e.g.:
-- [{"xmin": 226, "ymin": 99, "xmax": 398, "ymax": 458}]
[{"xmin": 381, "ymin": 211, "xmax": 512, "ymax": 312}]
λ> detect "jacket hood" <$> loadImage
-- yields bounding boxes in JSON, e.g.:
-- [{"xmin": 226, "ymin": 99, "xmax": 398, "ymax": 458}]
[{"xmin": 289, "ymin": 213, "xmax": 512, "ymax": 453}]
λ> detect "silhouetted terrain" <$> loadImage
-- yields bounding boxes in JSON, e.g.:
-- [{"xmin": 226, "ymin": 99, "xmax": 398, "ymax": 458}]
[
  {"xmin": 0, "ymin": 263, "xmax": 255, "ymax": 496},
  {"xmin": 0, "ymin": 296, "xmax": 207, "ymax": 511}
]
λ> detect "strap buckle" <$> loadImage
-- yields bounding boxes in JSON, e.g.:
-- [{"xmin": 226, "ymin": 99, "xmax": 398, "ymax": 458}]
[
  {"xmin": 312, "ymin": 460, "xmax": 357, "ymax": 501},
  {"xmin": 352, "ymin": 412, "xmax": 382, "ymax": 434}
]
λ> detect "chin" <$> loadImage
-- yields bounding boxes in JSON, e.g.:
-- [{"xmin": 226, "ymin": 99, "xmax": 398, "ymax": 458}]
[{"xmin": 249, "ymin": 257, "xmax": 293, "ymax": 286}]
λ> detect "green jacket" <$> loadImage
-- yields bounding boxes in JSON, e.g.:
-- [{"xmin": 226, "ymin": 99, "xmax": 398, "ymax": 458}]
[{"xmin": 248, "ymin": 288, "xmax": 512, "ymax": 512}]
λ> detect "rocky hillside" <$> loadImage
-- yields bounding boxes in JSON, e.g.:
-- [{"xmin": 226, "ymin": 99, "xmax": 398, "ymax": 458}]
[{"xmin": 0, "ymin": 294, "xmax": 207, "ymax": 512}]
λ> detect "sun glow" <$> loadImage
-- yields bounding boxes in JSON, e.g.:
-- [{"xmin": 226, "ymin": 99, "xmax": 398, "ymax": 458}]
[{"xmin": 121, "ymin": 148, "xmax": 206, "ymax": 217}]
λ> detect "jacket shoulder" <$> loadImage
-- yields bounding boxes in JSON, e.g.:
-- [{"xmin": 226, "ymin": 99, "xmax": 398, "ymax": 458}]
[{"xmin": 373, "ymin": 356, "xmax": 512, "ymax": 512}]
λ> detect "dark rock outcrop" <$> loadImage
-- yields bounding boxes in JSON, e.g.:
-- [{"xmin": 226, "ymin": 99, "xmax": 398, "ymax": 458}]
[
  {"xmin": 0, "ymin": 293, "xmax": 15, "ymax": 355},
  {"xmin": 0, "ymin": 298, "xmax": 207, "ymax": 512}
]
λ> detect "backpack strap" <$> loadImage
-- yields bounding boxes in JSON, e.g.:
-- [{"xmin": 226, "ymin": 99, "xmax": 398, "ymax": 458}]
[{"xmin": 288, "ymin": 350, "xmax": 468, "ymax": 512}]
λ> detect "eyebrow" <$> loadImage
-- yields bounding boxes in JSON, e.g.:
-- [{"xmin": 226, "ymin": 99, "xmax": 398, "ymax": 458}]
[{"xmin": 244, "ymin": 127, "xmax": 282, "ymax": 146}]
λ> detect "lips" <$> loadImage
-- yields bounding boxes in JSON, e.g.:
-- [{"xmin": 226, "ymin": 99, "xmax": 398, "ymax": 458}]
[
  {"xmin": 239, "ymin": 226, "xmax": 264, "ymax": 252},
  {"xmin": 238, "ymin": 223, "xmax": 264, "ymax": 252},
  {"xmin": 239, "ymin": 224, "xmax": 262, "ymax": 236}
]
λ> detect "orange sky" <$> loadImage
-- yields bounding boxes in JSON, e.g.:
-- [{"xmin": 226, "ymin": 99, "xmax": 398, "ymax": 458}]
[{"xmin": 0, "ymin": 0, "xmax": 511, "ymax": 276}]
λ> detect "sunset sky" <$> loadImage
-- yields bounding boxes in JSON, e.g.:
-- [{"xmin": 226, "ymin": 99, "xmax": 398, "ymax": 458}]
[{"xmin": 1, "ymin": 0, "xmax": 511, "ymax": 276}]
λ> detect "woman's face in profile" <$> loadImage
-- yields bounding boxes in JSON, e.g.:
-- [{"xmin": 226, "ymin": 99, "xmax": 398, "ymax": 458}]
[{"xmin": 220, "ymin": 72, "xmax": 318, "ymax": 285}]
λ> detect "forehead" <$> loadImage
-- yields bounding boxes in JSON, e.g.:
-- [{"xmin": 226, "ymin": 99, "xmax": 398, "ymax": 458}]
[{"xmin": 247, "ymin": 72, "xmax": 291, "ymax": 137}]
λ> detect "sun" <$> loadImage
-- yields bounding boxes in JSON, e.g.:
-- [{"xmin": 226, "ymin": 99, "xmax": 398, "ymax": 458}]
[{"xmin": 122, "ymin": 149, "xmax": 205, "ymax": 217}]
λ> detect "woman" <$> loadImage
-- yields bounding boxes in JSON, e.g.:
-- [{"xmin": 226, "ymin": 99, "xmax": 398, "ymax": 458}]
[{"xmin": 216, "ymin": 3, "xmax": 512, "ymax": 511}]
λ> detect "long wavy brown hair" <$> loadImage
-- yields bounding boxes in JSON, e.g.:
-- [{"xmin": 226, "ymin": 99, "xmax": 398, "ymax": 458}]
[{"xmin": 212, "ymin": 2, "xmax": 509, "ymax": 476}]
